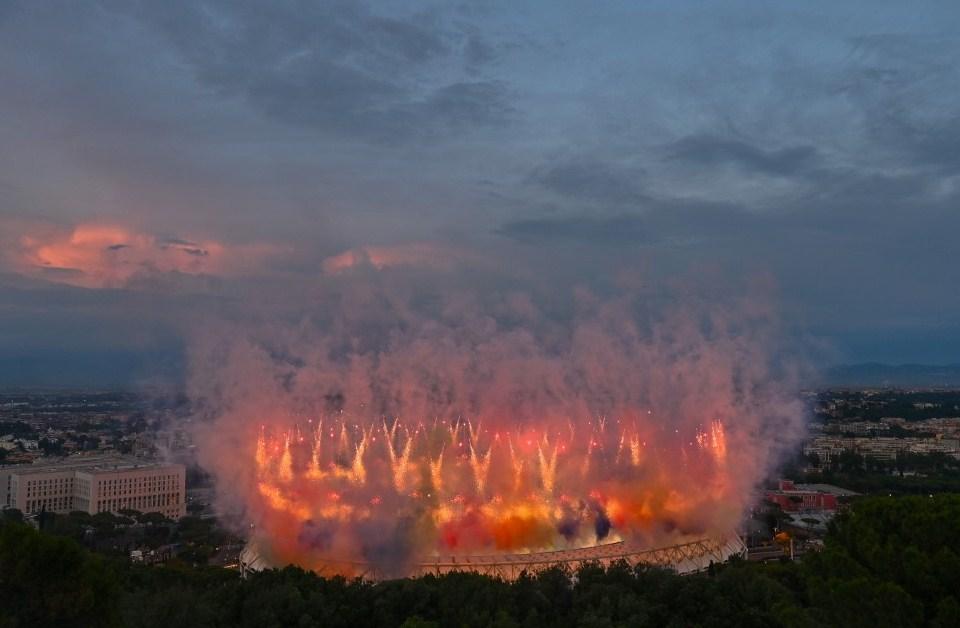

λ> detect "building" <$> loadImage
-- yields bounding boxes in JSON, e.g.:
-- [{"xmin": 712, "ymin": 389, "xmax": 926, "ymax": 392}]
[
  {"xmin": 239, "ymin": 532, "xmax": 749, "ymax": 581},
  {"xmin": 803, "ymin": 435, "xmax": 856, "ymax": 465},
  {"xmin": 765, "ymin": 480, "xmax": 838, "ymax": 513},
  {"xmin": 804, "ymin": 433, "xmax": 960, "ymax": 466},
  {"xmin": 1, "ymin": 455, "xmax": 185, "ymax": 519}
]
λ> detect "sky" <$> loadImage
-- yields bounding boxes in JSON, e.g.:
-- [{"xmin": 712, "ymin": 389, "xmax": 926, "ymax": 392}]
[{"xmin": 2, "ymin": 0, "xmax": 960, "ymax": 387}]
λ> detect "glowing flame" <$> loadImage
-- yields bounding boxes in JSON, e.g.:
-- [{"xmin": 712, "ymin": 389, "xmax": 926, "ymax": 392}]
[
  {"xmin": 537, "ymin": 437, "xmax": 559, "ymax": 494},
  {"xmin": 306, "ymin": 421, "xmax": 325, "ymax": 480},
  {"xmin": 385, "ymin": 421, "xmax": 413, "ymax": 493},
  {"xmin": 711, "ymin": 419, "xmax": 727, "ymax": 463},
  {"xmin": 509, "ymin": 439, "xmax": 525, "ymax": 492},
  {"xmin": 244, "ymin": 410, "xmax": 742, "ymax": 575},
  {"xmin": 470, "ymin": 442, "xmax": 492, "ymax": 497},
  {"xmin": 278, "ymin": 434, "xmax": 293, "ymax": 483},
  {"xmin": 351, "ymin": 429, "xmax": 369, "ymax": 484},
  {"xmin": 629, "ymin": 433, "xmax": 643, "ymax": 467},
  {"xmin": 429, "ymin": 448, "xmax": 444, "ymax": 493}
]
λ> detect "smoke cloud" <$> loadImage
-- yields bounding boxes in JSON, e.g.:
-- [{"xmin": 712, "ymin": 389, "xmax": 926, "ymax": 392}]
[{"xmin": 187, "ymin": 253, "xmax": 806, "ymax": 576}]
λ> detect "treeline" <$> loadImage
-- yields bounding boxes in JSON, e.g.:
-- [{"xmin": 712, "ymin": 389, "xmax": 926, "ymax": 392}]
[
  {"xmin": 3, "ymin": 496, "xmax": 960, "ymax": 627},
  {"xmin": 20, "ymin": 509, "xmax": 237, "ymax": 564}
]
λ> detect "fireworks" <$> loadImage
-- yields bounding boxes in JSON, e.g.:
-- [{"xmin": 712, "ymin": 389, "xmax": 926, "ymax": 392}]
[
  {"xmin": 189, "ymin": 277, "xmax": 805, "ymax": 578},
  {"xmin": 246, "ymin": 412, "xmax": 734, "ymax": 574}
]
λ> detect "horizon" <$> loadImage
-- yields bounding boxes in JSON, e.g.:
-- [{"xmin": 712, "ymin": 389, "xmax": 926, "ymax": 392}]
[
  {"xmin": 2, "ymin": 2, "xmax": 960, "ymax": 388},
  {"xmin": 4, "ymin": 361, "xmax": 960, "ymax": 392}
]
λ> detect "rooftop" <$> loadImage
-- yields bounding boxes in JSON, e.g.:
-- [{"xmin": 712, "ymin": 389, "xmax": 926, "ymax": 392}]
[
  {"xmin": 2, "ymin": 454, "xmax": 180, "ymax": 476},
  {"xmin": 794, "ymin": 483, "xmax": 860, "ymax": 497}
]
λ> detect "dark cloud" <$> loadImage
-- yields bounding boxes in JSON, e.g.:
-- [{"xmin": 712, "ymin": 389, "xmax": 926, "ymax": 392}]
[
  {"xmin": 840, "ymin": 33, "xmax": 960, "ymax": 172},
  {"xmin": 3, "ymin": 0, "xmax": 960, "ymax": 371},
  {"xmin": 120, "ymin": 0, "xmax": 511, "ymax": 142},
  {"xmin": 496, "ymin": 197, "xmax": 759, "ymax": 247},
  {"xmin": 664, "ymin": 134, "xmax": 821, "ymax": 177},
  {"xmin": 871, "ymin": 113, "xmax": 960, "ymax": 173},
  {"xmin": 464, "ymin": 33, "xmax": 497, "ymax": 74},
  {"xmin": 497, "ymin": 213, "xmax": 651, "ymax": 244},
  {"xmin": 532, "ymin": 159, "xmax": 647, "ymax": 205},
  {"xmin": 421, "ymin": 80, "xmax": 512, "ymax": 128}
]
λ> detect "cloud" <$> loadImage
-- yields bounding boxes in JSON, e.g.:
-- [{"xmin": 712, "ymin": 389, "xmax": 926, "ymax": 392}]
[
  {"xmin": 664, "ymin": 134, "xmax": 820, "ymax": 177},
  {"xmin": 321, "ymin": 242, "xmax": 482, "ymax": 274},
  {"xmin": 532, "ymin": 158, "xmax": 647, "ymax": 205},
  {"xmin": 421, "ymin": 80, "xmax": 513, "ymax": 128},
  {"xmin": 496, "ymin": 196, "xmax": 762, "ymax": 246},
  {"xmin": 120, "ymin": 0, "xmax": 513, "ymax": 142},
  {"xmin": 2, "ymin": 0, "xmax": 960, "ymax": 368},
  {"xmin": 497, "ymin": 214, "xmax": 652, "ymax": 244},
  {"xmin": 8, "ymin": 221, "xmax": 286, "ymax": 289},
  {"xmin": 838, "ymin": 33, "xmax": 960, "ymax": 173},
  {"xmin": 463, "ymin": 32, "xmax": 498, "ymax": 74}
]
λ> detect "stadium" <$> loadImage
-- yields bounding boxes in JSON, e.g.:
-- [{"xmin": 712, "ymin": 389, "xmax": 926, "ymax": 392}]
[
  {"xmin": 233, "ymin": 414, "xmax": 749, "ymax": 581},
  {"xmin": 239, "ymin": 532, "xmax": 747, "ymax": 581}
]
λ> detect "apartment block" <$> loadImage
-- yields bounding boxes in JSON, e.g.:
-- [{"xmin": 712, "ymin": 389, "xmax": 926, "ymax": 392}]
[{"xmin": 1, "ymin": 455, "xmax": 185, "ymax": 520}]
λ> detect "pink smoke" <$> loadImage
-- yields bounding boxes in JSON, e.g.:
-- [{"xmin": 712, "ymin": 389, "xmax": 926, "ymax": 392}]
[{"xmin": 187, "ymin": 262, "xmax": 807, "ymax": 575}]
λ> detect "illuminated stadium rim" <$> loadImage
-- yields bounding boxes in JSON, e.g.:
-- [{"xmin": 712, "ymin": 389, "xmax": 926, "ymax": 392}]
[{"xmin": 240, "ymin": 532, "xmax": 747, "ymax": 581}]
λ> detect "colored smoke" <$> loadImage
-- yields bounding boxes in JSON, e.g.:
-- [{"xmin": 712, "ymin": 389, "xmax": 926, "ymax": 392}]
[{"xmin": 187, "ymin": 259, "xmax": 806, "ymax": 576}]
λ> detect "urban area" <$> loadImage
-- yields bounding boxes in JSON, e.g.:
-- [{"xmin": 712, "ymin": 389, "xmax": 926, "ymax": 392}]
[
  {"xmin": 3, "ymin": 388, "xmax": 960, "ymax": 626},
  {"xmin": 3, "ymin": 389, "xmax": 960, "ymax": 567}
]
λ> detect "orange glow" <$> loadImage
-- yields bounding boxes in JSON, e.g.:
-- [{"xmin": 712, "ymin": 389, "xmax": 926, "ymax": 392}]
[
  {"xmin": 321, "ymin": 242, "xmax": 477, "ymax": 274},
  {"xmin": 14, "ymin": 222, "xmax": 283, "ymax": 288},
  {"xmin": 245, "ymin": 414, "xmax": 738, "ymax": 573}
]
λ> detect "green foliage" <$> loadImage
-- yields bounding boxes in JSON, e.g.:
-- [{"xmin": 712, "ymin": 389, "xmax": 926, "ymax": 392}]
[
  {"xmin": 139, "ymin": 511, "xmax": 173, "ymax": 526},
  {"xmin": 811, "ymin": 495, "xmax": 960, "ymax": 622},
  {"xmin": 0, "ymin": 508, "xmax": 23, "ymax": 524},
  {"xmin": 3, "ymin": 495, "xmax": 960, "ymax": 627},
  {"xmin": 0, "ymin": 520, "xmax": 118, "ymax": 627}
]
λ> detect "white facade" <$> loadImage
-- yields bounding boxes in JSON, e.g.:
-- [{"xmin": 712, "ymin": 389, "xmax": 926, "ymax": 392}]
[{"xmin": 1, "ymin": 455, "xmax": 185, "ymax": 519}]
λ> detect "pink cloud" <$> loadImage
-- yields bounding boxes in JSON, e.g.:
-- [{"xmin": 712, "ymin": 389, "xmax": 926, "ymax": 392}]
[
  {"xmin": 9, "ymin": 221, "xmax": 285, "ymax": 288},
  {"xmin": 322, "ymin": 242, "xmax": 479, "ymax": 274}
]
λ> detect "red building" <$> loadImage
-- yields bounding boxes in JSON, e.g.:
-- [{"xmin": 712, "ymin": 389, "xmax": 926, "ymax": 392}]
[{"xmin": 765, "ymin": 480, "xmax": 838, "ymax": 512}]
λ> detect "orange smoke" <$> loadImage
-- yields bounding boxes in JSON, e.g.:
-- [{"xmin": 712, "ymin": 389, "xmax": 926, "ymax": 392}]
[
  {"xmin": 242, "ymin": 412, "xmax": 737, "ymax": 573},
  {"xmin": 189, "ymin": 276, "xmax": 805, "ymax": 577}
]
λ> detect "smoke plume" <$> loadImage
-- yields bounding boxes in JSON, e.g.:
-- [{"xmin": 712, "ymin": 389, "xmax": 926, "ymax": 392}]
[{"xmin": 187, "ymin": 255, "xmax": 806, "ymax": 576}]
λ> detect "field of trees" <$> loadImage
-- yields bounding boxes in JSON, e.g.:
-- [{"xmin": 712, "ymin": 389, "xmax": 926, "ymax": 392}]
[{"xmin": 2, "ymin": 495, "xmax": 960, "ymax": 627}]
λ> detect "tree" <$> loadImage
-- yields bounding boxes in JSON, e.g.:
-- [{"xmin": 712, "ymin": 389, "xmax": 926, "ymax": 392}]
[
  {"xmin": 3, "ymin": 494, "xmax": 960, "ymax": 627},
  {"xmin": 0, "ymin": 508, "xmax": 22, "ymax": 524},
  {"xmin": 0, "ymin": 521, "xmax": 119, "ymax": 627}
]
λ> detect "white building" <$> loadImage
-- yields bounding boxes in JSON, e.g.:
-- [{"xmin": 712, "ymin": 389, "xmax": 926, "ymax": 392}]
[{"xmin": 1, "ymin": 455, "xmax": 185, "ymax": 519}]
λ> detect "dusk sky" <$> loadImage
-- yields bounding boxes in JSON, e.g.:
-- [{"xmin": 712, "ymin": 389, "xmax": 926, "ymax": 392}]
[{"xmin": 2, "ymin": 1, "xmax": 960, "ymax": 387}]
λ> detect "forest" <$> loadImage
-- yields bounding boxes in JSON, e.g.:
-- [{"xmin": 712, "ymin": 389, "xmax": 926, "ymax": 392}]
[{"xmin": 2, "ymin": 495, "xmax": 960, "ymax": 628}]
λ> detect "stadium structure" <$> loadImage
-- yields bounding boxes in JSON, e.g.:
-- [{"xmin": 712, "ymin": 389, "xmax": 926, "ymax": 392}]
[{"xmin": 239, "ymin": 532, "xmax": 747, "ymax": 581}]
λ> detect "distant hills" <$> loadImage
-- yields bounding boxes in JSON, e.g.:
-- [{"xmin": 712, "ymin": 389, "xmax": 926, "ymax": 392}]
[{"xmin": 823, "ymin": 363, "xmax": 960, "ymax": 388}]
